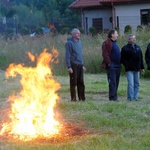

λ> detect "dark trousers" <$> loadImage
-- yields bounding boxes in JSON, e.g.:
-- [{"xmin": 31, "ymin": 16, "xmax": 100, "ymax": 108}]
[
  {"xmin": 69, "ymin": 64, "xmax": 85, "ymax": 101},
  {"xmin": 107, "ymin": 66, "xmax": 120, "ymax": 100}
]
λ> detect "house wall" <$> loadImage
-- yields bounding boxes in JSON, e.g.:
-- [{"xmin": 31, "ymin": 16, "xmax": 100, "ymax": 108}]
[
  {"xmin": 81, "ymin": 3, "xmax": 150, "ymax": 34},
  {"xmin": 82, "ymin": 9, "xmax": 112, "ymax": 33},
  {"xmin": 115, "ymin": 3, "xmax": 150, "ymax": 33}
]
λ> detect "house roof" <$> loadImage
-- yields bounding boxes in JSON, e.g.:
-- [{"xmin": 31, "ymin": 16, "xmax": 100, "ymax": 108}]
[
  {"xmin": 69, "ymin": 0, "xmax": 102, "ymax": 9},
  {"xmin": 99, "ymin": 0, "xmax": 139, "ymax": 1},
  {"xmin": 69, "ymin": 0, "xmax": 150, "ymax": 9}
]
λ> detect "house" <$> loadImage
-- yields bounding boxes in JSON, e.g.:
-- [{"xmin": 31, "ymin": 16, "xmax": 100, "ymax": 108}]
[{"xmin": 69, "ymin": 0, "xmax": 150, "ymax": 34}]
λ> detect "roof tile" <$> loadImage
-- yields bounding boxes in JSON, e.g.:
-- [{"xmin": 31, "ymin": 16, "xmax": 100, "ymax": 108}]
[
  {"xmin": 70, "ymin": 0, "xmax": 149, "ymax": 8},
  {"xmin": 69, "ymin": 0, "xmax": 101, "ymax": 8}
]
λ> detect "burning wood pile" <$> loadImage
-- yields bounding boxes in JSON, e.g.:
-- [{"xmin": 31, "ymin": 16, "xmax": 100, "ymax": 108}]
[{"xmin": 0, "ymin": 48, "xmax": 88, "ymax": 142}]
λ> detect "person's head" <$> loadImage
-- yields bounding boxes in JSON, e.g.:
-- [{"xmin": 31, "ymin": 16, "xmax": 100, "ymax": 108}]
[
  {"xmin": 107, "ymin": 29, "xmax": 118, "ymax": 41},
  {"xmin": 71, "ymin": 28, "xmax": 80, "ymax": 41},
  {"xmin": 128, "ymin": 34, "xmax": 136, "ymax": 44}
]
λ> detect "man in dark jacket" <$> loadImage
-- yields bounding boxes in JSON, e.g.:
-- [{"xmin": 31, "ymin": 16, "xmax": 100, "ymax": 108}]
[
  {"xmin": 65, "ymin": 28, "xmax": 86, "ymax": 102},
  {"xmin": 101, "ymin": 29, "xmax": 121, "ymax": 101},
  {"xmin": 121, "ymin": 34, "xmax": 145, "ymax": 101},
  {"xmin": 145, "ymin": 43, "xmax": 150, "ymax": 70}
]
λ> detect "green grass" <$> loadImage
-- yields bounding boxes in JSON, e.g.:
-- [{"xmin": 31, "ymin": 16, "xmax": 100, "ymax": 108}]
[
  {"xmin": 0, "ymin": 72, "xmax": 150, "ymax": 150},
  {"xmin": 0, "ymin": 32, "xmax": 150, "ymax": 149}
]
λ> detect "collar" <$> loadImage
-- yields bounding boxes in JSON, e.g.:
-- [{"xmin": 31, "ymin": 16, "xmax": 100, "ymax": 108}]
[{"xmin": 110, "ymin": 39, "xmax": 116, "ymax": 42}]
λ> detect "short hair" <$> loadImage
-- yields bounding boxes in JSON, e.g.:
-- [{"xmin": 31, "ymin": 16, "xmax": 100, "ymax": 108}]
[
  {"xmin": 71, "ymin": 28, "xmax": 80, "ymax": 35},
  {"xmin": 107, "ymin": 29, "xmax": 116, "ymax": 38},
  {"xmin": 127, "ymin": 34, "xmax": 135, "ymax": 40}
]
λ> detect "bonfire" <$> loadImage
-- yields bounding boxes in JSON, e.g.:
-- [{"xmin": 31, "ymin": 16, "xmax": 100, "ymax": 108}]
[{"xmin": 0, "ymin": 48, "xmax": 62, "ymax": 141}]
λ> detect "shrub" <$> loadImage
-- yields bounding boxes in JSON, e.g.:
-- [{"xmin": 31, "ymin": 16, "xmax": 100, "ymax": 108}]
[
  {"xmin": 50, "ymin": 28, "xmax": 58, "ymax": 36},
  {"xmin": 20, "ymin": 27, "xmax": 30, "ymax": 35},
  {"xmin": 4, "ymin": 28, "xmax": 14, "ymax": 40},
  {"xmin": 137, "ymin": 25, "xmax": 143, "ymax": 32},
  {"xmin": 60, "ymin": 27, "xmax": 70, "ymax": 35},
  {"xmin": 124, "ymin": 25, "xmax": 132, "ymax": 34},
  {"xmin": 89, "ymin": 27, "xmax": 98, "ymax": 36},
  {"xmin": 115, "ymin": 26, "xmax": 119, "ymax": 32},
  {"xmin": 145, "ymin": 24, "xmax": 150, "ymax": 31},
  {"xmin": 79, "ymin": 28, "xmax": 85, "ymax": 34},
  {"xmin": 36, "ymin": 27, "xmax": 44, "ymax": 36}
]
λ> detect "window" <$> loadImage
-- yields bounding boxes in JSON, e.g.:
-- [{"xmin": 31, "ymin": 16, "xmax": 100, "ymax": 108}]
[
  {"xmin": 141, "ymin": 9, "xmax": 150, "ymax": 25},
  {"xmin": 92, "ymin": 18, "xmax": 103, "ymax": 33}
]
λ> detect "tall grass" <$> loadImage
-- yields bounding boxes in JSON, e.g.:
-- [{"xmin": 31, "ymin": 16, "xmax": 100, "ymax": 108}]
[{"xmin": 0, "ymin": 30, "xmax": 150, "ymax": 76}]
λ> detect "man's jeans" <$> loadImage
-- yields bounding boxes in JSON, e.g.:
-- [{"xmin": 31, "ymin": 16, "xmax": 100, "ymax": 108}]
[
  {"xmin": 107, "ymin": 65, "xmax": 121, "ymax": 100},
  {"xmin": 126, "ymin": 71, "xmax": 140, "ymax": 100}
]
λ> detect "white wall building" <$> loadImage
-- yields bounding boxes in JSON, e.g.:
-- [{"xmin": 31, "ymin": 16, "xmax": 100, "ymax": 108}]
[{"xmin": 70, "ymin": 0, "xmax": 150, "ymax": 34}]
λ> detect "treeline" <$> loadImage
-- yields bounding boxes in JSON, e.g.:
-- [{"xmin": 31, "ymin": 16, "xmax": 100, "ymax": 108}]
[{"xmin": 0, "ymin": 0, "xmax": 80, "ymax": 36}]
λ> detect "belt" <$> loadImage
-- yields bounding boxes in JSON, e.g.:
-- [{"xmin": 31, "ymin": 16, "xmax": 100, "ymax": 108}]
[{"xmin": 72, "ymin": 64, "xmax": 82, "ymax": 67}]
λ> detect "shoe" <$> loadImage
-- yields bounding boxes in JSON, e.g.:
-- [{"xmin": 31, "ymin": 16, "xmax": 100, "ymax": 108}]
[
  {"xmin": 127, "ymin": 99, "xmax": 132, "ymax": 101},
  {"xmin": 79, "ymin": 99, "xmax": 85, "ymax": 101},
  {"xmin": 113, "ymin": 100, "xmax": 119, "ymax": 102},
  {"xmin": 110, "ymin": 99, "xmax": 119, "ymax": 102}
]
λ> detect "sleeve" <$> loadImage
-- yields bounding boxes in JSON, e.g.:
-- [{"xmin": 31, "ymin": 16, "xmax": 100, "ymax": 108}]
[
  {"xmin": 140, "ymin": 50, "xmax": 144, "ymax": 69},
  {"xmin": 145, "ymin": 44, "xmax": 150, "ymax": 69},
  {"xmin": 65, "ymin": 42, "xmax": 72, "ymax": 68},
  {"xmin": 102, "ymin": 41, "xmax": 111, "ymax": 65},
  {"xmin": 121, "ymin": 47, "xmax": 128, "ymax": 69}
]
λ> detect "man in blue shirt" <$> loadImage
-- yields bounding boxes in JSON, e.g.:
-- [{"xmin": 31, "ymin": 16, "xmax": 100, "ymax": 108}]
[
  {"xmin": 102, "ymin": 30, "xmax": 121, "ymax": 101},
  {"xmin": 65, "ymin": 28, "xmax": 86, "ymax": 102}
]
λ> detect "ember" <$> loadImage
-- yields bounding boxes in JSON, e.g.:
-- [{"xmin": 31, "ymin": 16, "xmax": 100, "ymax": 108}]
[{"xmin": 0, "ymin": 48, "xmax": 62, "ymax": 141}]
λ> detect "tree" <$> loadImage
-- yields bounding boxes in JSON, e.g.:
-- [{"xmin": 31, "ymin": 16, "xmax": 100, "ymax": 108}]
[
  {"xmin": 54, "ymin": 0, "xmax": 81, "ymax": 31},
  {"xmin": 0, "ymin": 3, "xmax": 8, "ymax": 16},
  {"xmin": 2, "ymin": 0, "xmax": 81, "ymax": 33},
  {"xmin": 15, "ymin": 4, "xmax": 45, "ymax": 33}
]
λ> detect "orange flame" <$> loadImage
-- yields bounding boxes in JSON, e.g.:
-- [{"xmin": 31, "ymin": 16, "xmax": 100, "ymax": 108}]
[{"xmin": 0, "ymin": 48, "xmax": 62, "ymax": 141}]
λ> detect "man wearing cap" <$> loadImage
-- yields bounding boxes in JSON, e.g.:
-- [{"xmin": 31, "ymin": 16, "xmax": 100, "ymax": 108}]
[{"xmin": 121, "ymin": 34, "xmax": 145, "ymax": 101}]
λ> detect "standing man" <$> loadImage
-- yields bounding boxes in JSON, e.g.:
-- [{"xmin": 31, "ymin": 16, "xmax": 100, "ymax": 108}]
[
  {"xmin": 121, "ymin": 34, "xmax": 145, "ymax": 101},
  {"xmin": 65, "ymin": 28, "xmax": 86, "ymax": 102},
  {"xmin": 101, "ymin": 30, "xmax": 121, "ymax": 101}
]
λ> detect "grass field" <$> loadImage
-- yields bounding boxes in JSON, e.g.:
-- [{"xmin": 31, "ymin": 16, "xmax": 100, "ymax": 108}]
[
  {"xmin": 0, "ymin": 30, "xmax": 149, "ymax": 149},
  {"xmin": 0, "ymin": 69, "xmax": 150, "ymax": 150}
]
